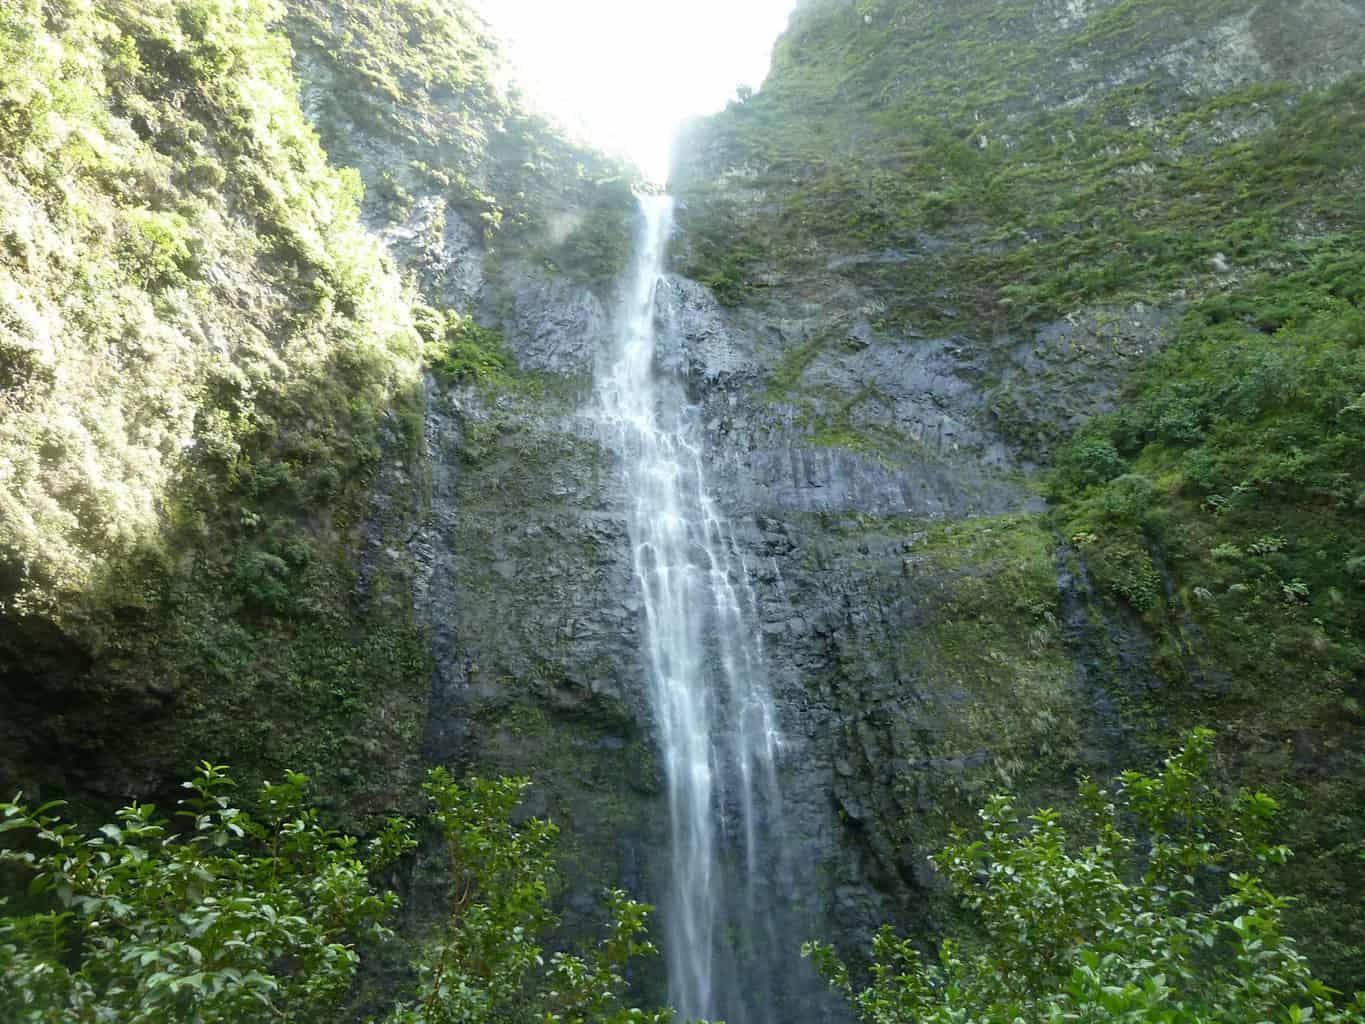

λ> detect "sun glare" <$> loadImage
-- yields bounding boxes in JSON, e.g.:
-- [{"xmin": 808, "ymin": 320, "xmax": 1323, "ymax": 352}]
[{"xmin": 473, "ymin": 0, "xmax": 798, "ymax": 183}]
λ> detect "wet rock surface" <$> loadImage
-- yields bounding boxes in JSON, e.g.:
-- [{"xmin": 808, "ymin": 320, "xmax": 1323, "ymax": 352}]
[
  {"xmin": 359, "ymin": 148, "xmax": 1183, "ymax": 976},
  {"xmin": 401, "ymin": 226, "xmax": 1155, "ymax": 969}
]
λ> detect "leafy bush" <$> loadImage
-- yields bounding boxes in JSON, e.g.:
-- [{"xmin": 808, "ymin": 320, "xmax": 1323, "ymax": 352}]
[
  {"xmin": 231, "ymin": 549, "xmax": 294, "ymax": 614},
  {"xmin": 120, "ymin": 207, "xmax": 195, "ymax": 287},
  {"xmin": 0, "ymin": 763, "xmax": 403, "ymax": 1023},
  {"xmin": 544, "ymin": 177, "xmax": 637, "ymax": 283},
  {"xmin": 0, "ymin": 0, "xmax": 424, "ymax": 621},
  {"xmin": 1101, "ymin": 473, "xmax": 1155, "ymax": 522},
  {"xmin": 1054, "ymin": 434, "xmax": 1126, "ymax": 490},
  {"xmin": 387, "ymin": 772, "xmax": 670, "ymax": 1024},
  {"xmin": 417, "ymin": 305, "xmax": 529, "ymax": 395},
  {"xmin": 0, "ymin": 765, "xmax": 671, "ymax": 1024},
  {"xmin": 806, "ymin": 730, "xmax": 1365, "ymax": 1024},
  {"xmin": 1047, "ymin": 256, "xmax": 1365, "ymax": 994},
  {"xmin": 1085, "ymin": 536, "xmax": 1163, "ymax": 612}
]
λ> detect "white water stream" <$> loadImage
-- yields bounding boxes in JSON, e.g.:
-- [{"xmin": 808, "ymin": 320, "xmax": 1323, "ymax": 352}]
[{"xmin": 596, "ymin": 195, "xmax": 786, "ymax": 1023}]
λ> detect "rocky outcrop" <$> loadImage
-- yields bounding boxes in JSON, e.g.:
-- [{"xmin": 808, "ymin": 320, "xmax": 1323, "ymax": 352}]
[{"xmin": 283, "ymin": 0, "xmax": 663, "ymax": 954}]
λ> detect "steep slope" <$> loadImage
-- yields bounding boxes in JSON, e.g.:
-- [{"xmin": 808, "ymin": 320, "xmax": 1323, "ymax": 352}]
[
  {"xmin": 669, "ymin": 0, "xmax": 1365, "ymax": 988},
  {"xmin": 4, "ymin": 0, "xmax": 1362, "ymax": 1007},
  {"xmin": 0, "ymin": 0, "xmax": 431, "ymax": 816},
  {"xmin": 1, "ymin": 0, "xmax": 665, "ymax": 1002}
]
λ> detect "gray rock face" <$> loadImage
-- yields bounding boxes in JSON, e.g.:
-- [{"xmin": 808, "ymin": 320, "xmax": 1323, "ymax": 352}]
[
  {"xmin": 384, "ymin": 196, "xmax": 486, "ymax": 311},
  {"xmin": 613, "ymin": 284, "xmax": 1172, "ymax": 968},
  {"xmin": 423, "ymin": 221, "xmax": 1152, "ymax": 978},
  {"xmin": 400, "ymin": 199, "xmax": 1155, "ymax": 973},
  {"xmin": 287, "ymin": 6, "xmax": 669, "ymax": 961},
  {"xmin": 411, "ymin": 367, "xmax": 682, "ymax": 980},
  {"xmin": 486, "ymin": 259, "xmax": 613, "ymax": 376},
  {"xmin": 654, "ymin": 274, "xmax": 756, "ymax": 388},
  {"xmin": 985, "ymin": 303, "xmax": 1179, "ymax": 462},
  {"xmin": 294, "ymin": 71, "xmax": 1175, "ymax": 1024},
  {"xmin": 654, "ymin": 8, "xmax": 1365, "ymax": 968},
  {"xmin": 654, "ymin": 272, "xmax": 1044, "ymax": 518},
  {"xmin": 394, "ymin": 191, "xmax": 1095, "ymax": 988}
]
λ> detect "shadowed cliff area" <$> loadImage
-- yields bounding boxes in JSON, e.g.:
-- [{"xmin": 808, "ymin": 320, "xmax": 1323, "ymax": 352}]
[
  {"xmin": 0, "ymin": 0, "xmax": 431, "ymax": 819},
  {"xmin": 0, "ymin": 0, "xmax": 637, "ymax": 817}
]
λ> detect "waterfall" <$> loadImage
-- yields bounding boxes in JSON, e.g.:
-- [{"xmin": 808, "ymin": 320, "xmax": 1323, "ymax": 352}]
[{"xmin": 596, "ymin": 195, "xmax": 787, "ymax": 1024}]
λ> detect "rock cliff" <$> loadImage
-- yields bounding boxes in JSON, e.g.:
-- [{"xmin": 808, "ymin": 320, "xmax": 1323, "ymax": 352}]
[
  {"xmin": 2, "ymin": 0, "xmax": 1362, "ymax": 1003},
  {"xmin": 668, "ymin": 0, "xmax": 1365, "ymax": 985}
]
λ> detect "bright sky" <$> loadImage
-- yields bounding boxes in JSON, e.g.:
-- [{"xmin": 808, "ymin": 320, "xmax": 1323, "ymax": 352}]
[{"xmin": 473, "ymin": 0, "xmax": 798, "ymax": 182}]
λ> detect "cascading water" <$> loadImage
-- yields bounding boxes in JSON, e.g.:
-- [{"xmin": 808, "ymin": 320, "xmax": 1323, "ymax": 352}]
[{"xmin": 596, "ymin": 195, "xmax": 789, "ymax": 1024}]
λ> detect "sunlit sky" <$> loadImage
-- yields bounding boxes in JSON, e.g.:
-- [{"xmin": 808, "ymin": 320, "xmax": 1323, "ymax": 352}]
[{"xmin": 472, "ymin": 0, "xmax": 798, "ymax": 182}]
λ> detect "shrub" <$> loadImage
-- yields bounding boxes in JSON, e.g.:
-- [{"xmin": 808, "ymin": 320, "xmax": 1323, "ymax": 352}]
[
  {"xmin": 806, "ymin": 730, "xmax": 1365, "ymax": 1024},
  {"xmin": 121, "ymin": 207, "xmax": 194, "ymax": 286},
  {"xmin": 1054, "ymin": 433, "xmax": 1126, "ymax": 490},
  {"xmin": 231, "ymin": 548, "xmax": 294, "ymax": 613},
  {"xmin": 1100, "ymin": 472, "xmax": 1155, "ymax": 522},
  {"xmin": 0, "ymin": 763, "xmax": 402, "ymax": 1023},
  {"xmin": 0, "ymin": 765, "xmax": 672, "ymax": 1024},
  {"xmin": 419, "ymin": 307, "xmax": 518, "ymax": 392}
]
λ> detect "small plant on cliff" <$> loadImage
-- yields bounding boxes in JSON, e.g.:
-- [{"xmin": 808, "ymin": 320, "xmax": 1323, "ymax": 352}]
[
  {"xmin": 0, "ymin": 766, "xmax": 669, "ymax": 1024},
  {"xmin": 805, "ymin": 729, "xmax": 1365, "ymax": 1024},
  {"xmin": 417, "ymin": 305, "xmax": 518, "ymax": 392}
]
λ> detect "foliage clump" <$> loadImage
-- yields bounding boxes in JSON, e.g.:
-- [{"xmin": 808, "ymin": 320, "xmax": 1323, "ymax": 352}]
[
  {"xmin": 0, "ymin": 765, "xmax": 670, "ymax": 1024},
  {"xmin": 416, "ymin": 305, "xmax": 513, "ymax": 391},
  {"xmin": 1054, "ymin": 245, "xmax": 1365, "ymax": 690},
  {"xmin": 1043, "ymin": 246, "xmax": 1365, "ymax": 982},
  {"xmin": 674, "ymin": 0, "xmax": 1363, "ymax": 336},
  {"xmin": 808, "ymin": 730, "xmax": 1365, "ymax": 1024},
  {"xmin": 0, "ymin": 0, "xmax": 421, "ymax": 615}
]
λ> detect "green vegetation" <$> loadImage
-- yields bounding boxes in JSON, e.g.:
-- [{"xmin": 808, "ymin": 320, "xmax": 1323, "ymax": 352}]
[
  {"xmin": 0, "ymin": 0, "xmax": 641, "ymax": 821},
  {"xmin": 0, "ymin": 0, "xmax": 644, "ymax": 815},
  {"xmin": 0, "ymin": 0, "xmax": 419, "ymax": 612},
  {"xmin": 6, "ymin": 739, "xmax": 1362, "ymax": 1024},
  {"xmin": 674, "ymin": 0, "xmax": 1365, "ymax": 989},
  {"xmin": 0, "ymin": 764, "xmax": 670, "ymax": 1024},
  {"xmin": 891, "ymin": 514, "xmax": 1078, "ymax": 794},
  {"xmin": 1049, "ymin": 243, "xmax": 1365, "ymax": 982},
  {"xmin": 537, "ymin": 176, "xmax": 639, "ymax": 284},
  {"xmin": 804, "ymin": 510, "xmax": 1093, "ymax": 901},
  {"xmin": 0, "ymin": 0, "xmax": 431, "ymax": 811},
  {"xmin": 808, "ymin": 730, "xmax": 1365, "ymax": 1024},
  {"xmin": 414, "ymin": 305, "xmax": 582, "ymax": 407},
  {"xmin": 284, "ymin": 0, "xmax": 639, "ymax": 287},
  {"xmin": 1, "ymin": 763, "xmax": 402, "ymax": 1022},
  {"xmin": 418, "ymin": 306, "xmax": 515, "ymax": 391},
  {"xmin": 676, "ymin": 0, "xmax": 1363, "ymax": 336}
]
